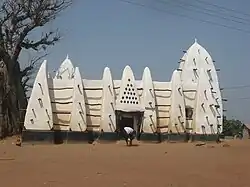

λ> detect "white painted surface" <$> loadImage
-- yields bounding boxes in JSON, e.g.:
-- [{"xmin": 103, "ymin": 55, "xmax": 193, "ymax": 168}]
[
  {"xmin": 141, "ymin": 67, "xmax": 157, "ymax": 133},
  {"xmin": 50, "ymin": 79, "xmax": 74, "ymax": 131},
  {"xmin": 82, "ymin": 80, "xmax": 102, "ymax": 131},
  {"xmin": 55, "ymin": 55, "xmax": 75, "ymax": 79},
  {"xmin": 194, "ymin": 68, "xmax": 218, "ymax": 134},
  {"xmin": 24, "ymin": 41, "xmax": 223, "ymax": 135},
  {"xmin": 70, "ymin": 67, "xmax": 87, "ymax": 131},
  {"xmin": 116, "ymin": 66, "xmax": 144, "ymax": 112},
  {"xmin": 100, "ymin": 67, "xmax": 116, "ymax": 132},
  {"xmin": 169, "ymin": 70, "xmax": 186, "ymax": 133},
  {"xmin": 153, "ymin": 82, "xmax": 171, "ymax": 133},
  {"xmin": 179, "ymin": 40, "xmax": 223, "ymax": 134},
  {"xmin": 24, "ymin": 60, "xmax": 53, "ymax": 130}
]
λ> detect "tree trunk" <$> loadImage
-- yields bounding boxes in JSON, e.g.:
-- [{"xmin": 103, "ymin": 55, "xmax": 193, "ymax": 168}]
[
  {"xmin": 0, "ymin": 60, "xmax": 8, "ymax": 138},
  {"xmin": 0, "ymin": 66, "xmax": 4, "ymax": 137},
  {"xmin": 7, "ymin": 61, "xmax": 27, "ymax": 136},
  {"xmin": 0, "ymin": 55, "xmax": 27, "ymax": 139}
]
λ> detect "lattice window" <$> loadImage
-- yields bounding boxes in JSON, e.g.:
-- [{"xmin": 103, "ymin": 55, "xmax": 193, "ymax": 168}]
[{"xmin": 120, "ymin": 78, "xmax": 139, "ymax": 105}]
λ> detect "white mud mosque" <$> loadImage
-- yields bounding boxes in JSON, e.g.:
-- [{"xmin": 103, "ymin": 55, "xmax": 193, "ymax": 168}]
[{"xmin": 23, "ymin": 40, "xmax": 223, "ymax": 143}]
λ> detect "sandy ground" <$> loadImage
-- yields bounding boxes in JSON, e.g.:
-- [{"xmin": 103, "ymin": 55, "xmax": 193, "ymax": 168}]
[{"xmin": 0, "ymin": 139, "xmax": 250, "ymax": 187}]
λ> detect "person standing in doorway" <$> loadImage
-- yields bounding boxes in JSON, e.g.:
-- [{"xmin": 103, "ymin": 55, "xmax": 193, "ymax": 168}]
[{"xmin": 123, "ymin": 126, "xmax": 136, "ymax": 146}]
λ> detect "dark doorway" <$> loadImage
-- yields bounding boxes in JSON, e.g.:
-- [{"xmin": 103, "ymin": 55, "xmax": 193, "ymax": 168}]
[
  {"xmin": 119, "ymin": 116, "xmax": 134, "ymax": 130},
  {"xmin": 115, "ymin": 110, "xmax": 143, "ymax": 140}
]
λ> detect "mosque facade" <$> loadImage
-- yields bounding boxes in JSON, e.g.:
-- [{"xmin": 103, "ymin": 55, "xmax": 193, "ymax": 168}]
[{"xmin": 23, "ymin": 40, "xmax": 223, "ymax": 143}]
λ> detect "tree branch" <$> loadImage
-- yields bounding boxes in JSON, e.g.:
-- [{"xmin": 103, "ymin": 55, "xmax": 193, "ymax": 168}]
[
  {"xmin": 20, "ymin": 53, "xmax": 47, "ymax": 94},
  {"xmin": 21, "ymin": 30, "xmax": 60, "ymax": 51},
  {"xmin": 0, "ymin": 0, "xmax": 72, "ymax": 63},
  {"xmin": 20, "ymin": 53, "xmax": 47, "ymax": 77}
]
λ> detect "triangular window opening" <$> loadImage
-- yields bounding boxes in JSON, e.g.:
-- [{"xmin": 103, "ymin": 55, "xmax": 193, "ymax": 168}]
[{"xmin": 119, "ymin": 78, "xmax": 139, "ymax": 105}]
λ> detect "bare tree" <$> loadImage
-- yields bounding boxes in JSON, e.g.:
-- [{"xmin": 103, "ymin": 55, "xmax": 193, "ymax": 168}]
[
  {"xmin": 0, "ymin": 0, "xmax": 72, "ymax": 138},
  {"xmin": 21, "ymin": 53, "xmax": 48, "ymax": 94}
]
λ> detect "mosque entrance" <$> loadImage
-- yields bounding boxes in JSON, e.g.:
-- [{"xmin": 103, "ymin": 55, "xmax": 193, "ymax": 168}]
[{"xmin": 115, "ymin": 110, "xmax": 144, "ymax": 140}]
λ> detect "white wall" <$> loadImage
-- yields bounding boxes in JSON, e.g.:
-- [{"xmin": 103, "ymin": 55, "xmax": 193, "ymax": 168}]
[
  {"xmin": 179, "ymin": 40, "xmax": 223, "ymax": 134},
  {"xmin": 24, "ymin": 41, "xmax": 223, "ymax": 135}
]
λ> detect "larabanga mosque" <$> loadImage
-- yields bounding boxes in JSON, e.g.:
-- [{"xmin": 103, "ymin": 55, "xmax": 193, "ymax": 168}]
[{"xmin": 23, "ymin": 40, "xmax": 223, "ymax": 143}]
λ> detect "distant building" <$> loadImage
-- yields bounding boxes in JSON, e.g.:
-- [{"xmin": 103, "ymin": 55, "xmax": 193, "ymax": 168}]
[{"xmin": 23, "ymin": 40, "xmax": 223, "ymax": 143}]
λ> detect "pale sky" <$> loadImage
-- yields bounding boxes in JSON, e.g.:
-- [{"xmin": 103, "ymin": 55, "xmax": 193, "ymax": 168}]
[{"xmin": 20, "ymin": 0, "xmax": 250, "ymax": 123}]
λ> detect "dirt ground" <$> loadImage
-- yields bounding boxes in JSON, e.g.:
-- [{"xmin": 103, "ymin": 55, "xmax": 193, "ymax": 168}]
[{"xmin": 0, "ymin": 139, "xmax": 250, "ymax": 187}]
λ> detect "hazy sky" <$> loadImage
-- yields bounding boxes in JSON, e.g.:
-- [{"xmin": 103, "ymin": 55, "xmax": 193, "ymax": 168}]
[{"xmin": 21, "ymin": 0, "xmax": 250, "ymax": 123}]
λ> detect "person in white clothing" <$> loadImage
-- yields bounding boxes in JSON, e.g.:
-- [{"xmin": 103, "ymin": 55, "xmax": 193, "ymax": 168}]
[{"xmin": 123, "ymin": 126, "xmax": 136, "ymax": 146}]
